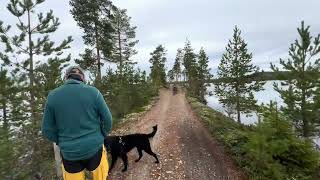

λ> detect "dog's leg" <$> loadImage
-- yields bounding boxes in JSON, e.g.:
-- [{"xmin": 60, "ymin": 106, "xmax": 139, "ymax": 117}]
[
  {"xmin": 144, "ymin": 146, "xmax": 159, "ymax": 164},
  {"xmin": 109, "ymin": 154, "xmax": 118, "ymax": 172},
  {"xmin": 121, "ymin": 154, "xmax": 128, "ymax": 172},
  {"xmin": 135, "ymin": 148, "xmax": 143, "ymax": 162}
]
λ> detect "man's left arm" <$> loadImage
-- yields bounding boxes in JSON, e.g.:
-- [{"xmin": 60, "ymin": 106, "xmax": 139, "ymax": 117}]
[{"xmin": 96, "ymin": 91, "xmax": 112, "ymax": 135}]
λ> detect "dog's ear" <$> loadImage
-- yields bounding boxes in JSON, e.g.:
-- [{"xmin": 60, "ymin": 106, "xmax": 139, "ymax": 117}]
[{"xmin": 153, "ymin": 125, "xmax": 158, "ymax": 129}]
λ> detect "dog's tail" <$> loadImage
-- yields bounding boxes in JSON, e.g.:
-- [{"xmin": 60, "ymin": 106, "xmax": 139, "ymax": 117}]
[{"xmin": 147, "ymin": 125, "xmax": 158, "ymax": 138}]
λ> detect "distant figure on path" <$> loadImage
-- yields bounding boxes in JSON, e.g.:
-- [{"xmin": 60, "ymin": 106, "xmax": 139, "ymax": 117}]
[{"xmin": 173, "ymin": 85, "xmax": 178, "ymax": 95}]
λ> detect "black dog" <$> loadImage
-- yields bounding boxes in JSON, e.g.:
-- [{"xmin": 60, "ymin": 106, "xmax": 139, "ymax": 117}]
[{"xmin": 104, "ymin": 125, "xmax": 159, "ymax": 172}]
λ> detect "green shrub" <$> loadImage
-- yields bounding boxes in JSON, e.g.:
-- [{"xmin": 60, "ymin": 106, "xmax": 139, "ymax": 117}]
[
  {"xmin": 101, "ymin": 67, "xmax": 158, "ymax": 122},
  {"xmin": 244, "ymin": 106, "xmax": 320, "ymax": 180},
  {"xmin": 188, "ymin": 97, "xmax": 320, "ymax": 180}
]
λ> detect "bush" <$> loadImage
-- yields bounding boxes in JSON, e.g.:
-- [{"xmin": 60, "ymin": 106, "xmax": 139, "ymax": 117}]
[
  {"xmin": 188, "ymin": 97, "xmax": 320, "ymax": 180},
  {"xmin": 244, "ymin": 106, "xmax": 320, "ymax": 180},
  {"xmin": 101, "ymin": 66, "xmax": 158, "ymax": 124}
]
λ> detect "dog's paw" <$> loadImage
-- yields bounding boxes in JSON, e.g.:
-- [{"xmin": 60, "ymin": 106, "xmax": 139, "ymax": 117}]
[
  {"xmin": 121, "ymin": 169, "xmax": 127, "ymax": 172},
  {"xmin": 135, "ymin": 159, "xmax": 139, "ymax": 162},
  {"xmin": 155, "ymin": 161, "xmax": 159, "ymax": 164}
]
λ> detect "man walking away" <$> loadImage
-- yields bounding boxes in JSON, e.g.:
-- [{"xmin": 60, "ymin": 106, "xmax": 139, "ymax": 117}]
[{"xmin": 42, "ymin": 66, "xmax": 112, "ymax": 180}]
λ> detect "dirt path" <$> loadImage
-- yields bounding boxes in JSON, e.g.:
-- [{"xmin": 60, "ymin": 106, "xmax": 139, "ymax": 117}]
[{"xmin": 108, "ymin": 89, "xmax": 246, "ymax": 180}]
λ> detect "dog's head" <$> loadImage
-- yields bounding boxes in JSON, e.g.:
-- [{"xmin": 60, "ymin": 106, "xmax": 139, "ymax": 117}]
[{"xmin": 153, "ymin": 125, "xmax": 158, "ymax": 130}]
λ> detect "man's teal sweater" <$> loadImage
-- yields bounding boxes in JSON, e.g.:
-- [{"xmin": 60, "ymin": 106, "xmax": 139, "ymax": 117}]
[{"xmin": 42, "ymin": 79, "xmax": 112, "ymax": 160}]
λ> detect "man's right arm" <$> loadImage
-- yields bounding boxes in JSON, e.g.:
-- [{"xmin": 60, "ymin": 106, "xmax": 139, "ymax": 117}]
[
  {"xmin": 96, "ymin": 90, "xmax": 112, "ymax": 135},
  {"xmin": 42, "ymin": 96, "xmax": 58, "ymax": 143}
]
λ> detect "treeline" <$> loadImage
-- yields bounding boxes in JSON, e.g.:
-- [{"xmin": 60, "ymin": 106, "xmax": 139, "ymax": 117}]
[
  {"xmin": 166, "ymin": 41, "xmax": 213, "ymax": 104},
  {"xmin": 0, "ymin": 0, "xmax": 73, "ymax": 178},
  {"xmin": 212, "ymin": 22, "xmax": 320, "ymax": 138},
  {"xmin": 0, "ymin": 0, "xmax": 160, "ymax": 179},
  {"xmin": 69, "ymin": 0, "xmax": 159, "ymax": 122},
  {"xmin": 0, "ymin": 0, "xmax": 319, "ymax": 179},
  {"xmin": 155, "ymin": 20, "xmax": 320, "ymax": 179},
  {"xmin": 186, "ymin": 22, "xmax": 320, "ymax": 179},
  {"xmin": 172, "ymin": 21, "xmax": 320, "ymax": 139}
]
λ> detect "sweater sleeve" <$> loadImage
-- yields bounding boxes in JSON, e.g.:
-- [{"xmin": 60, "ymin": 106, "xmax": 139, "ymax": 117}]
[
  {"xmin": 42, "ymin": 97, "xmax": 58, "ymax": 143},
  {"xmin": 96, "ymin": 90, "xmax": 112, "ymax": 135}
]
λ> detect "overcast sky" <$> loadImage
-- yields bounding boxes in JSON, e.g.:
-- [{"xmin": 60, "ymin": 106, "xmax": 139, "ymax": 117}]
[{"xmin": 1, "ymin": 0, "xmax": 320, "ymax": 74}]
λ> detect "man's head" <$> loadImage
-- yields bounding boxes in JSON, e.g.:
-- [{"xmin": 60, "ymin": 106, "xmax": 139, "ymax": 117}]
[{"xmin": 65, "ymin": 66, "xmax": 85, "ymax": 82}]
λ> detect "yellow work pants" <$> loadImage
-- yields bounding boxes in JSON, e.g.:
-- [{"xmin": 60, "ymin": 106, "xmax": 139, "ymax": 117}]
[{"xmin": 61, "ymin": 145, "xmax": 109, "ymax": 180}]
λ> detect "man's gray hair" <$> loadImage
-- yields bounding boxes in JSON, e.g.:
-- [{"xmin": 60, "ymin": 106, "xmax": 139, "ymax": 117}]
[{"xmin": 65, "ymin": 66, "xmax": 85, "ymax": 80}]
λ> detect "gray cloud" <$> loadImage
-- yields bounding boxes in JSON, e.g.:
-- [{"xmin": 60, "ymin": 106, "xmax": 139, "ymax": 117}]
[{"xmin": 1, "ymin": 0, "xmax": 320, "ymax": 75}]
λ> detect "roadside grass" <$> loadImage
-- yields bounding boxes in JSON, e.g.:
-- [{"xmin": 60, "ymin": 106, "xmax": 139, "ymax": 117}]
[
  {"xmin": 188, "ymin": 97, "xmax": 320, "ymax": 180},
  {"xmin": 110, "ymin": 96, "xmax": 159, "ymax": 132}
]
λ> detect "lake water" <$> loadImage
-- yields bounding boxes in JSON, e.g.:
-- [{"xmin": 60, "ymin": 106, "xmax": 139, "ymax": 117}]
[
  {"xmin": 205, "ymin": 81, "xmax": 284, "ymax": 125},
  {"xmin": 205, "ymin": 81, "xmax": 320, "ymax": 146}
]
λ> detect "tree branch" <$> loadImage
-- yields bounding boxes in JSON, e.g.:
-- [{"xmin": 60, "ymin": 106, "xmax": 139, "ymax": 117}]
[{"xmin": 1, "ymin": 32, "xmax": 28, "ymax": 54}]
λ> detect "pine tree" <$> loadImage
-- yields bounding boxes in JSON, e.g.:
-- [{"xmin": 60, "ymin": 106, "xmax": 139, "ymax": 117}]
[
  {"xmin": 245, "ymin": 102, "xmax": 319, "ymax": 179},
  {"xmin": 149, "ymin": 45, "xmax": 167, "ymax": 87},
  {"xmin": 167, "ymin": 69, "xmax": 174, "ymax": 82},
  {"xmin": 8, "ymin": 75, "xmax": 36, "ymax": 179},
  {"xmin": 197, "ymin": 48, "xmax": 213, "ymax": 104},
  {"xmin": 74, "ymin": 49, "xmax": 96, "ymax": 81},
  {"xmin": 271, "ymin": 21, "xmax": 320, "ymax": 138},
  {"xmin": 111, "ymin": 8, "xmax": 138, "ymax": 79},
  {"xmin": 0, "ymin": 66, "xmax": 12, "ymax": 130},
  {"xmin": 101, "ymin": 63, "xmax": 156, "ymax": 121},
  {"xmin": 0, "ymin": 49, "xmax": 28, "ymax": 179},
  {"xmin": 314, "ymin": 89, "xmax": 320, "ymax": 135},
  {"xmin": 182, "ymin": 69, "xmax": 187, "ymax": 82},
  {"xmin": 215, "ymin": 26, "xmax": 264, "ymax": 123},
  {"xmin": 173, "ymin": 48, "xmax": 183, "ymax": 81},
  {"xmin": 0, "ymin": 0, "xmax": 72, "ymax": 177},
  {"xmin": 0, "ymin": 68, "xmax": 15, "ymax": 178},
  {"xmin": 183, "ymin": 40, "xmax": 199, "ymax": 97},
  {"xmin": 36, "ymin": 56, "xmax": 70, "ymax": 97},
  {"xmin": 70, "ymin": 0, "xmax": 115, "ymax": 83}
]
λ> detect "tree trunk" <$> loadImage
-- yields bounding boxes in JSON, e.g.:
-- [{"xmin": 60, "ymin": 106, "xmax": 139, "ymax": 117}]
[
  {"xmin": 300, "ymin": 51, "xmax": 310, "ymax": 138},
  {"xmin": 118, "ymin": 25, "xmax": 123, "ymax": 79},
  {"xmin": 95, "ymin": 23, "xmax": 101, "ymax": 83},
  {"xmin": 234, "ymin": 46, "xmax": 241, "ymax": 124},
  {"xmin": 257, "ymin": 113, "xmax": 261, "ymax": 124},
  {"xmin": 235, "ymin": 84, "xmax": 241, "ymax": 123},
  {"xmin": 2, "ymin": 102, "xmax": 7, "ymax": 130},
  {"xmin": 2, "ymin": 78, "xmax": 7, "ymax": 128},
  {"xmin": 301, "ymin": 58, "xmax": 309, "ymax": 138},
  {"xmin": 27, "ymin": 10, "xmax": 36, "ymax": 123},
  {"xmin": 28, "ymin": 9, "xmax": 39, "ymax": 176},
  {"xmin": 236, "ymin": 102, "xmax": 241, "ymax": 123},
  {"xmin": 301, "ymin": 89, "xmax": 309, "ymax": 137}
]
